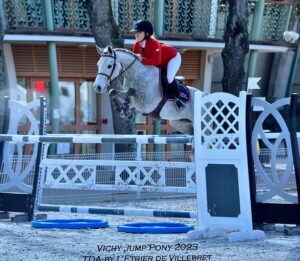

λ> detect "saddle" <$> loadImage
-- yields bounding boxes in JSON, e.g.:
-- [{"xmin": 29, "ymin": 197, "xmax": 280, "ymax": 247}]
[
  {"xmin": 142, "ymin": 69, "xmax": 191, "ymax": 119},
  {"xmin": 160, "ymin": 68, "xmax": 191, "ymax": 103}
]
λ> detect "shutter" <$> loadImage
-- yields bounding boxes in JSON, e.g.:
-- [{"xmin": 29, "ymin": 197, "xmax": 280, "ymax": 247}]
[
  {"xmin": 13, "ymin": 45, "xmax": 201, "ymax": 80},
  {"xmin": 13, "ymin": 44, "xmax": 98, "ymax": 78},
  {"xmin": 57, "ymin": 46, "xmax": 98, "ymax": 77},
  {"xmin": 178, "ymin": 50, "xmax": 201, "ymax": 80},
  {"xmin": 12, "ymin": 45, "xmax": 49, "ymax": 76},
  {"xmin": 82, "ymin": 47, "xmax": 99, "ymax": 76}
]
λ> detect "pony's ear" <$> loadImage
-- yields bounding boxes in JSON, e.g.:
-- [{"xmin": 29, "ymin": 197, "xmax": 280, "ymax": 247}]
[
  {"xmin": 107, "ymin": 46, "xmax": 113, "ymax": 54},
  {"xmin": 103, "ymin": 45, "xmax": 113, "ymax": 55},
  {"xmin": 96, "ymin": 45, "xmax": 104, "ymax": 55}
]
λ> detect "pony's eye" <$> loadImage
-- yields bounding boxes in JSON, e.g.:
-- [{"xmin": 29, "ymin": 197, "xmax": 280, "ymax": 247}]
[{"xmin": 108, "ymin": 65, "xmax": 112, "ymax": 69}]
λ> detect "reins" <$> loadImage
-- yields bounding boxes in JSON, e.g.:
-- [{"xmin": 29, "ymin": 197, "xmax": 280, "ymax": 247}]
[{"xmin": 97, "ymin": 50, "xmax": 139, "ymax": 84}]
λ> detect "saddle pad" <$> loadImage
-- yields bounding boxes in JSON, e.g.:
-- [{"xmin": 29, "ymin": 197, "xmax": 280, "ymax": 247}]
[{"xmin": 160, "ymin": 68, "xmax": 191, "ymax": 103}]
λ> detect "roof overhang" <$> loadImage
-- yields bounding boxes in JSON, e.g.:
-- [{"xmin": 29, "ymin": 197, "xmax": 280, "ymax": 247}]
[{"xmin": 4, "ymin": 34, "xmax": 291, "ymax": 53}]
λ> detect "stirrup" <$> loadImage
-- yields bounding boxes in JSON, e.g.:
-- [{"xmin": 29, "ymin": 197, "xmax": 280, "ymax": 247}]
[{"xmin": 175, "ymin": 99, "xmax": 185, "ymax": 112}]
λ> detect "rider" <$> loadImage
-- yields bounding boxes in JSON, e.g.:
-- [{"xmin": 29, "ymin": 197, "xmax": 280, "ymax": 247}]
[{"xmin": 131, "ymin": 19, "xmax": 185, "ymax": 111}]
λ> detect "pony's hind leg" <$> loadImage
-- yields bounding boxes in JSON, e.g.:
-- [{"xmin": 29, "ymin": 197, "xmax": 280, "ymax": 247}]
[
  {"xmin": 169, "ymin": 119, "xmax": 194, "ymax": 161},
  {"xmin": 169, "ymin": 119, "xmax": 193, "ymax": 135}
]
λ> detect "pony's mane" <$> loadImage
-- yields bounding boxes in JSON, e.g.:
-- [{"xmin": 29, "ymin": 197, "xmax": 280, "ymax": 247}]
[{"xmin": 114, "ymin": 48, "xmax": 139, "ymax": 59}]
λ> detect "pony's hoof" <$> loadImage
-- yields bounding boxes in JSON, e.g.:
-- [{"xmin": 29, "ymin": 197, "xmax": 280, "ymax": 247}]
[
  {"xmin": 127, "ymin": 88, "xmax": 136, "ymax": 96},
  {"xmin": 123, "ymin": 109, "xmax": 133, "ymax": 120},
  {"xmin": 109, "ymin": 89, "xmax": 117, "ymax": 98},
  {"xmin": 114, "ymin": 107, "xmax": 122, "ymax": 113},
  {"xmin": 126, "ymin": 112, "xmax": 133, "ymax": 120},
  {"xmin": 120, "ymin": 111, "xmax": 126, "ymax": 118},
  {"xmin": 112, "ymin": 102, "xmax": 122, "ymax": 112}
]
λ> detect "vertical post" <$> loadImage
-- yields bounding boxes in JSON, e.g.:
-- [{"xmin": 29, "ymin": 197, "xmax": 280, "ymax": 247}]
[
  {"xmin": 148, "ymin": 0, "xmax": 163, "ymax": 155},
  {"xmin": 152, "ymin": 119, "xmax": 161, "ymax": 153},
  {"xmin": 3, "ymin": 44, "xmax": 18, "ymax": 100},
  {"xmin": 245, "ymin": 94, "xmax": 257, "ymax": 209},
  {"xmin": 30, "ymin": 97, "xmax": 46, "ymax": 220},
  {"xmin": 0, "ymin": 97, "xmax": 9, "ymax": 173},
  {"xmin": 43, "ymin": 0, "xmax": 60, "ymax": 134},
  {"xmin": 152, "ymin": 0, "xmax": 165, "ymax": 152},
  {"xmin": 200, "ymin": 50, "xmax": 214, "ymax": 93},
  {"xmin": 135, "ymin": 143, "xmax": 142, "ymax": 200},
  {"xmin": 288, "ymin": 94, "xmax": 300, "ymax": 203},
  {"xmin": 208, "ymin": 0, "xmax": 218, "ymax": 38},
  {"xmin": 154, "ymin": 0, "xmax": 164, "ymax": 37},
  {"xmin": 0, "ymin": 1, "xmax": 6, "ymax": 30},
  {"xmin": 285, "ymin": 3, "xmax": 300, "ymax": 97},
  {"xmin": 247, "ymin": 0, "xmax": 265, "ymax": 80},
  {"xmin": 285, "ymin": 38, "xmax": 300, "ymax": 97},
  {"xmin": 150, "ymin": 0, "xmax": 163, "ymax": 155},
  {"xmin": 284, "ymin": 5, "xmax": 293, "ymax": 32}
]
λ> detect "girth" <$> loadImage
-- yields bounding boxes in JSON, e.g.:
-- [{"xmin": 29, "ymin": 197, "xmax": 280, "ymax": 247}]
[{"xmin": 142, "ymin": 98, "xmax": 167, "ymax": 120}]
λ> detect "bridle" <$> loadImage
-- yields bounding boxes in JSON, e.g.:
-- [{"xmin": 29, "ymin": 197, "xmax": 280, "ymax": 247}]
[{"xmin": 97, "ymin": 50, "xmax": 139, "ymax": 85}]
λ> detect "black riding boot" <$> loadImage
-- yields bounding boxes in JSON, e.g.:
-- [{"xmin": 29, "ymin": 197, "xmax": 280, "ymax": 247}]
[{"xmin": 168, "ymin": 79, "xmax": 185, "ymax": 111}]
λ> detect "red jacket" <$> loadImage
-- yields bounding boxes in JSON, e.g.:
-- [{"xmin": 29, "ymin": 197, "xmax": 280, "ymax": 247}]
[{"xmin": 132, "ymin": 37, "xmax": 177, "ymax": 68}]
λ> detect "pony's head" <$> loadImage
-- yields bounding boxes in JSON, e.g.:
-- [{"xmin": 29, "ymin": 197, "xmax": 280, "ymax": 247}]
[{"xmin": 93, "ymin": 46, "xmax": 123, "ymax": 93}]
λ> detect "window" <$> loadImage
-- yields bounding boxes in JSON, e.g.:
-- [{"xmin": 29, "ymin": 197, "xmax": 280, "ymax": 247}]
[
  {"xmin": 32, "ymin": 80, "xmax": 76, "ymax": 125},
  {"xmin": 80, "ymin": 81, "xmax": 97, "ymax": 124},
  {"xmin": 16, "ymin": 78, "xmax": 28, "ymax": 104},
  {"xmin": 59, "ymin": 81, "xmax": 75, "ymax": 125}
]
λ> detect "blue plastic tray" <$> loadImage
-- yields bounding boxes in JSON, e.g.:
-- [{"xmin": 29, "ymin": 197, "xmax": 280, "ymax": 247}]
[
  {"xmin": 32, "ymin": 219, "xmax": 108, "ymax": 229},
  {"xmin": 117, "ymin": 222, "xmax": 194, "ymax": 234}
]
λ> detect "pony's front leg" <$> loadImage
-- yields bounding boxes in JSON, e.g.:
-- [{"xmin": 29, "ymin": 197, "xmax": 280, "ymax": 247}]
[
  {"xmin": 123, "ymin": 88, "xmax": 136, "ymax": 119},
  {"xmin": 109, "ymin": 89, "xmax": 123, "ymax": 113},
  {"xmin": 124, "ymin": 88, "xmax": 136, "ymax": 108}
]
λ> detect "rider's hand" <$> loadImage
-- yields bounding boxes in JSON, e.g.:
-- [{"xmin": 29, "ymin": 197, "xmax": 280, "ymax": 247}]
[{"xmin": 137, "ymin": 54, "xmax": 142, "ymax": 61}]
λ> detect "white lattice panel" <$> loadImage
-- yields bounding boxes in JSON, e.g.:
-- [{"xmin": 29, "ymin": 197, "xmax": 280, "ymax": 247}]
[
  {"xmin": 41, "ymin": 159, "xmax": 196, "ymax": 193},
  {"xmin": 45, "ymin": 165, "xmax": 96, "ymax": 188},
  {"xmin": 194, "ymin": 91, "xmax": 253, "ymax": 232},
  {"xmin": 198, "ymin": 93, "xmax": 242, "ymax": 155}
]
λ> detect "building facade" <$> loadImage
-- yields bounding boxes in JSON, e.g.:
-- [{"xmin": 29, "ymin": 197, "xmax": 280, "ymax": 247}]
[{"xmin": 1, "ymin": 0, "xmax": 298, "ymax": 153}]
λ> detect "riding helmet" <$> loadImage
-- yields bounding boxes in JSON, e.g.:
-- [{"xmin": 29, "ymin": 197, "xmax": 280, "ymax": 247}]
[{"xmin": 131, "ymin": 20, "xmax": 154, "ymax": 36}]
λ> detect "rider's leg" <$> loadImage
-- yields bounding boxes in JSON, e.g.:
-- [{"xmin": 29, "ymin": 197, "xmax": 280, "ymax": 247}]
[
  {"xmin": 167, "ymin": 52, "xmax": 181, "ymax": 84},
  {"xmin": 171, "ymin": 82, "xmax": 185, "ymax": 111},
  {"xmin": 167, "ymin": 53, "xmax": 185, "ymax": 111}
]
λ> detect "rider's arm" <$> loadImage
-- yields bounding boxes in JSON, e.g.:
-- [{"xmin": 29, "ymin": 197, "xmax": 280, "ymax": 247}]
[
  {"xmin": 132, "ymin": 42, "xmax": 142, "ymax": 54},
  {"xmin": 141, "ymin": 39, "xmax": 161, "ymax": 66}
]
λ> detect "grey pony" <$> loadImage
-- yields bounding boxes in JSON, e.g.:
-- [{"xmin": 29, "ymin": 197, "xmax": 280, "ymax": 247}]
[{"xmin": 93, "ymin": 46, "xmax": 198, "ymax": 134}]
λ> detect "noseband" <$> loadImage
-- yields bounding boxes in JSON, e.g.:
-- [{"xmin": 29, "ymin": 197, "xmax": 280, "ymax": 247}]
[
  {"xmin": 97, "ymin": 50, "xmax": 118, "ymax": 85},
  {"xmin": 97, "ymin": 50, "xmax": 138, "ymax": 84}
]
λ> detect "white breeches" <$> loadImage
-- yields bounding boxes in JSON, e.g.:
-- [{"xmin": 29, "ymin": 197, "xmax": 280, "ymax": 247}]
[{"xmin": 167, "ymin": 52, "xmax": 182, "ymax": 83}]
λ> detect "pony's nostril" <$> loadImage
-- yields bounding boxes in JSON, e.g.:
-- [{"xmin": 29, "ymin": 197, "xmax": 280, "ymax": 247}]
[{"xmin": 97, "ymin": 86, "xmax": 101, "ymax": 91}]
